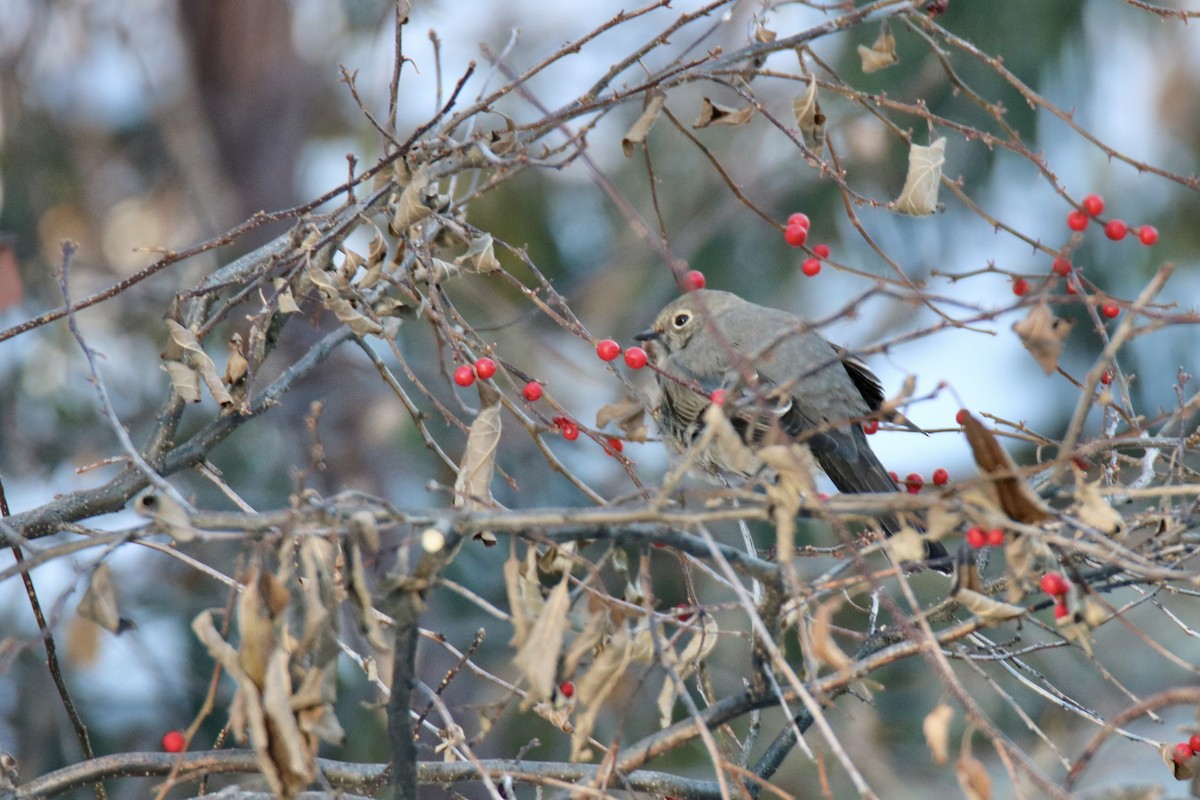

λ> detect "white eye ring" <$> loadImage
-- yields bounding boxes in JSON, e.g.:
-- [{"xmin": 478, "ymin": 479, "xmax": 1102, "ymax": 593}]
[{"xmin": 672, "ymin": 312, "xmax": 691, "ymax": 328}]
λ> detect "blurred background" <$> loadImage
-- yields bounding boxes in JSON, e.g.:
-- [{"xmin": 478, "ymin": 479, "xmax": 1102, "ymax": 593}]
[{"xmin": 1, "ymin": 0, "xmax": 1198, "ymax": 797}]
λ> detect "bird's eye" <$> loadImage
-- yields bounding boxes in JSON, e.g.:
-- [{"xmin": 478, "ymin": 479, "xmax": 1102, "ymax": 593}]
[{"xmin": 672, "ymin": 312, "xmax": 691, "ymax": 328}]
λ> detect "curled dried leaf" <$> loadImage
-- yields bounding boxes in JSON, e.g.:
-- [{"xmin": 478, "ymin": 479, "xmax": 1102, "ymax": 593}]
[
  {"xmin": 596, "ymin": 397, "xmax": 649, "ymax": 442},
  {"xmin": 1072, "ymin": 465, "xmax": 1127, "ymax": 538},
  {"xmin": 792, "ymin": 79, "xmax": 826, "ymax": 155},
  {"xmin": 957, "ymin": 753, "xmax": 993, "ymax": 800},
  {"xmin": 1161, "ymin": 741, "xmax": 1195, "ymax": 780},
  {"xmin": 515, "ymin": 575, "xmax": 571, "ymax": 707},
  {"xmin": 225, "ymin": 333, "xmax": 248, "ymax": 386},
  {"xmin": 454, "ymin": 402, "xmax": 502, "ymax": 544},
  {"xmin": 454, "ymin": 233, "xmax": 501, "ymax": 273},
  {"xmin": 895, "ymin": 137, "xmax": 946, "ymax": 216},
  {"xmin": 388, "ymin": 165, "xmax": 434, "ymax": 234},
  {"xmin": 858, "ymin": 21, "xmax": 899, "ymax": 73},
  {"xmin": 134, "ymin": 490, "xmax": 197, "ymax": 542},
  {"xmin": 924, "ymin": 703, "xmax": 954, "ymax": 764},
  {"xmin": 163, "ymin": 360, "xmax": 201, "ymax": 403},
  {"xmin": 955, "ymin": 588, "xmax": 1027, "ymax": 624},
  {"xmin": 77, "ymin": 563, "xmax": 122, "ymax": 634},
  {"xmin": 961, "ymin": 412, "xmax": 1054, "ymax": 524},
  {"xmin": 166, "ymin": 320, "xmax": 234, "ymax": 407},
  {"xmin": 886, "ymin": 526, "xmax": 929, "ymax": 564},
  {"xmin": 811, "ymin": 597, "xmax": 853, "ymax": 674},
  {"xmin": 693, "ymin": 98, "xmax": 754, "ymax": 129},
  {"xmin": 571, "ymin": 624, "xmax": 633, "ymax": 761},
  {"xmin": 622, "ymin": 90, "xmax": 666, "ymax": 157},
  {"xmin": 1013, "ymin": 303, "xmax": 1074, "ymax": 375}
]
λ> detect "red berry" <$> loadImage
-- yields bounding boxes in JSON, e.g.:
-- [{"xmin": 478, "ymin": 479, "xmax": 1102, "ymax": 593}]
[
  {"xmin": 1174, "ymin": 743, "xmax": 1194, "ymax": 764},
  {"xmin": 801, "ymin": 258, "xmax": 821, "ymax": 277},
  {"xmin": 986, "ymin": 528, "xmax": 1005, "ymax": 547},
  {"xmin": 932, "ymin": 467, "xmax": 949, "ymax": 486},
  {"xmin": 1012, "ymin": 278, "xmax": 1029, "ymax": 297},
  {"xmin": 453, "ymin": 364, "xmax": 475, "ymax": 387},
  {"xmin": 1067, "ymin": 210, "xmax": 1089, "ymax": 231},
  {"xmin": 710, "ymin": 389, "xmax": 727, "ymax": 406},
  {"xmin": 784, "ymin": 223, "xmax": 808, "ymax": 247},
  {"xmin": 1082, "ymin": 194, "xmax": 1105, "ymax": 216},
  {"xmin": 1137, "ymin": 225, "xmax": 1158, "ymax": 246},
  {"xmin": 888, "ymin": 471, "xmax": 899, "ymax": 483},
  {"xmin": 559, "ymin": 680, "xmax": 575, "ymax": 698},
  {"xmin": 862, "ymin": 420, "xmax": 879, "ymax": 435},
  {"xmin": 162, "ymin": 730, "xmax": 185, "ymax": 753},
  {"xmin": 1052, "ymin": 257, "xmax": 1071, "ymax": 276},
  {"xmin": 674, "ymin": 604, "xmax": 694, "ymax": 622},
  {"xmin": 683, "ymin": 270, "xmax": 706, "ymax": 291},
  {"xmin": 1065, "ymin": 280, "xmax": 1078, "ymax": 295},
  {"xmin": 653, "ymin": 541, "xmax": 666, "ymax": 548},
  {"xmin": 474, "ymin": 357, "xmax": 496, "ymax": 380},
  {"xmin": 624, "ymin": 346, "xmax": 648, "ymax": 369},
  {"xmin": 522, "ymin": 381, "xmax": 543, "ymax": 402},
  {"xmin": 1190, "ymin": 734, "xmax": 1200, "ymax": 753},
  {"xmin": 955, "ymin": 409, "xmax": 969, "ymax": 426},
  {"xmin": 787, "ymin": 212, "xmax": 811, "ymax": 230},
  {"xmin": 560, "ymin": 422, "xmax": 579, "ymax": 441},
  {"xmin": 1100, "ymin": 370, "xmax": 1112, "ymax": 386},
  {"xmin": 966, "ymin": 526, "xmax": 987, "ymax": 548},
  {"xmin": 904, "ymin": 473, "xmax": 923, "ymax": 494},
  {"xmin": 1054, "ymin": 602, "xmax": 1069, "ymax": 620},
  {"xmin": 1039, "ymin": 572, "xmax": 1069, "ymax": 596},
  {"xmin": 812, "ymin": 243, "xmax": 831, "ymax": 258},
  {"xmin": 1101, "ymin": 303, "xmax": 1119, "ymax": 319},
  {"xmin": 596, "ymin": 339, "xmax": 621, "ymax": 361},
  {"xmin": 1104, "ymin": 219, "xmax": 1127, "ymax": 241},
  {"xmin": 605, "ymin": 437, "xmax": 623, "ymax": 454},
  {"xmin": 818, "ymin": 492, "xmax": 830, "ymax": 501}
]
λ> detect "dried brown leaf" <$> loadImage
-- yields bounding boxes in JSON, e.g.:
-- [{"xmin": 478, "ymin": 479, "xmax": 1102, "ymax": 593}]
[
  {"xmin": 811, "ymin": 597, "xmax": 853, "ymax": 673},
  {"xmin": 924, "ymin": 703, "xmax": 954, "ymax": 764},
  {"xmin": 77, "ymin": 563, "xmax": 121, "ymax": 634},
  {"xmin": 957, "ymin": 754, "xmax": 993, "ymax": 800},
  {"xmin": 163, "ymin": 360, "xmax": 201, "ymax": 403},
  {"xmin": 621, "ymin": 90, "xmax": 666, "ymax": 157},
  {"xmin": 1073, "ymin": 465, "xmax": 1127, "ymax": 537},
  {"xmin": 886, "ymin": 526, "xmax": 929, "ymax": 564},
  {"xmin": 693, "ymin": 97, "xmax": 754, "ymax": 129},
  {"xmin": 961, "ymin": 412, "xmax": 1054, "ymax": 524},
  {"xmin": 758, "ymin": 443, "xmax": 818, "ymax": 563},
  {"xmin": 596, "ymin": 397, "xmax": 649, "ymax": 442},
  {"xmin": 389, "ymin": 165, "xmax": 433, "ymax": 234},
  {"xmin": 166, "ymin": 320, "xmax": 234, "ymax": 407},
  {"xmin": 1160, "ymin": 741, "xmax": 1194, "ymax": 780},
  {"xmin": 895, "ymin": 137, "xmax": 946, "ymax": 216},
  {"xmin": 1013, "ymin": 303, "xmax": 1074, "ymax": 375},
  {"xmin": 225, "ymin": 333, "xmax": 248, "ymax": 386},
  {"xmin": 515, "ymin": 574, "xmax": 571, "ymax": 707},
  {"xmin": 454, "ymin": 403, "xmax": 501, "ymax": 510},
  {"xmin": 454, "ymin": 233, "xmax": 501, "ymax": 273},
  {"xmin": 858, "ymin": 21, "xmax": 899, "ymax": 73},
  {"xmin": 305, "ymin": 264, "xmax": 384, "ymax": 337},
  {"xmin": 955, "ymin": 588, "xmax": 1027, "ymax": 624},
  {"xmin": 261, "ymin": 649, "xmax": 314, "ymax": 798},
  {"xmin": 133, "ymin": 490, "xmax": 198, "ymax": 542},
  {"xmin": 571, "ymin": 624, "xmax": 633, "ymax": 761},
  {"xmin": 791, "ymin": 78, "xmax": 826, "ymax": 155}
]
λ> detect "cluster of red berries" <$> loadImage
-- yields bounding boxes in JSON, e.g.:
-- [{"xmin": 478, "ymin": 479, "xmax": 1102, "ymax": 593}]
[
  {"xmin": 1066, "ymin": 194, "xmax": 1157, "ymax": 245},
  {"xmin": 1040, "ymin": 571, "xmax": 1070, "ymax": 619},
  {"xmin": 884, "ymin": 469, "xmax": 949, "ymax": 494},
  {"xmin": 453, "ymin": 357, "xmax": 498, "ymax": 387},
  {"xmin": 784, "ymin": 213, "xmax": 831, "ymax": 278},
  {"xmin": 595, "ymin": 339, "xmax": 650, "ymax": 370},
  {"xmin": 965, "ymin": 526, "xmax": 1005, "ymax": 548},
  {"xmin": 1172, "ymin": 735, "xmax": 1200, "ymax": 766}
]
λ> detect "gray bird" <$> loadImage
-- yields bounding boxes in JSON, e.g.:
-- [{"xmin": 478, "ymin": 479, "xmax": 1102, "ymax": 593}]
[{"xmin": 635, "ymin": 289, "xmax": 948, "ymax": 565}]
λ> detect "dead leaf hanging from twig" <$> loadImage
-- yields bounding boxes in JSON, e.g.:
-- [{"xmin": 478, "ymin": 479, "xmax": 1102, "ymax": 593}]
[
  {"xmin": 454, "ymin": 401, "xmax": 503, "ymax": 544},
  {"xmin": 1013, "ymin": 303, "xmax": 1074, "ymax": 375},
  {"xmin": 595, "ymin": 397, "xmax": 648, "ymax": 442},
  {"xmin": 791, "ymin": 78, "xmax": 826, "ymax": 156},
  {"xmin": 924, "ymin": 703, "xmax": 954, "ymax": 765},
  {"xmin": 961, "ymin": 412, "xmax": 1053, "ymax": 524},
  {"xmin": 858, "ymin": 21, "xmax": 899, "ymax": 73},
  {"xmin": 622, "ymin": 90, "xmax": 666, "ymax": 157},
  {"xmin": 895, "ymin": 137, "xmax": 946, "ymax": 216},
  {"xmin": 693, "ymin": 98, "xmax": 754, "ymax": 129}
]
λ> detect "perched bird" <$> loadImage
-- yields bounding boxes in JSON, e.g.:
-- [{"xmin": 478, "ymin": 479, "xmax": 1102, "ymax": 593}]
[{"xmin": 635, "ymin": 289, "xmax": 948, "ymax": 565}]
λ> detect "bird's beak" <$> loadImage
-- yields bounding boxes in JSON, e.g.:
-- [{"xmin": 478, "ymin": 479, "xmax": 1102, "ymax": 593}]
[{"xmin": 634, "ymin": 329, "xmax": 661, "ymax": 342}]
